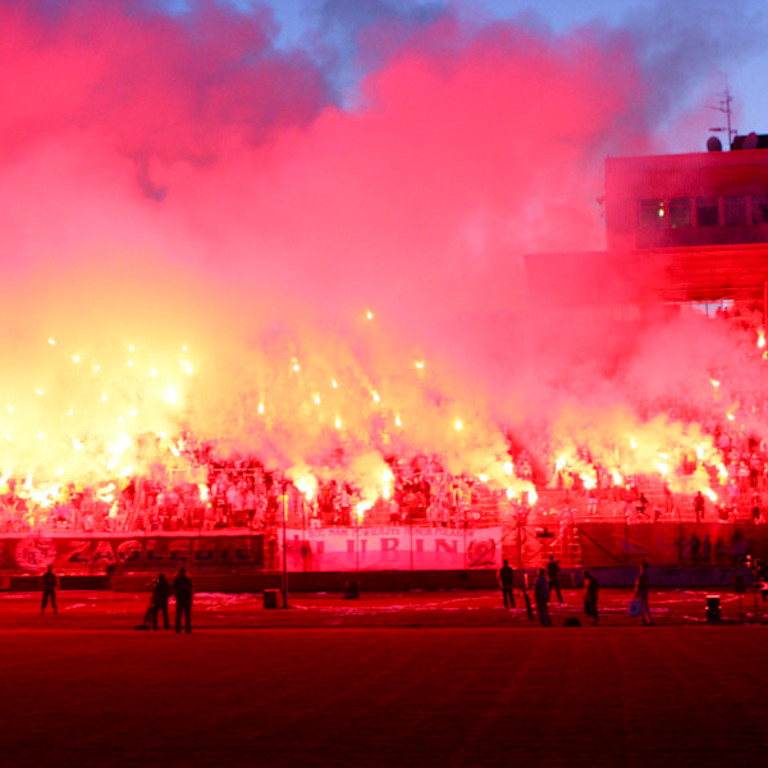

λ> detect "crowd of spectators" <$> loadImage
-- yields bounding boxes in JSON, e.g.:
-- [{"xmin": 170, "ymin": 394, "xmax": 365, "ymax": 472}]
[
  {"xmin": 4, "ymin": 432, "xmax": 768, "ymax": 535},
  {"xmin": 6, "ymin": 324, "xmax": 768, "ymax": 537},
  {"xmin": 0, "ymin": 444, "xmax": 537, "ymax": 535}
]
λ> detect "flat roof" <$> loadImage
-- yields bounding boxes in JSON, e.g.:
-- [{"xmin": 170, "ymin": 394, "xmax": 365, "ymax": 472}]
[{"xmin": 606, "ymin": 148, "xmax": 768, "ymax": 173}]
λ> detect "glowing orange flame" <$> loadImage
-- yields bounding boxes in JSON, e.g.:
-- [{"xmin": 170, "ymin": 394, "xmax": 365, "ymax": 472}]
[
  {"xmin": 295, "ymin": 474, "xmax": 317, "ymax": 502},
  {"xmin": 354, "ymin": 501, "xmax": 373, "ymax": 520},
  {"xmin": 382, "ymin": 468, "xmax": 394, "ymax": 500}
]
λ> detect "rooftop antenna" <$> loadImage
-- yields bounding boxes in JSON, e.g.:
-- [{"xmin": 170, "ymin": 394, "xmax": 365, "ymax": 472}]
[{"xmin": 708, "ymin": 80, "xmax": 737, "ymax": 148}]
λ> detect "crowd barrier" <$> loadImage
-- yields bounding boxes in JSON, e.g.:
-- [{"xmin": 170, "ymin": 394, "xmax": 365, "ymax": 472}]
[
  {"xmin": 2, "ymin": 520, "xmax": 767, "ymax": 575},
  {"xmin": 0, "ymin": 532, "xmax": 264, "ymax": 574}
]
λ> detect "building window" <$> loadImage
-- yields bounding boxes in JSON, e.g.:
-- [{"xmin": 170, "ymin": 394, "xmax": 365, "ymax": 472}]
[
  {"xmin": 691, "ymin": 299, "xmax": 734, "ymax": 317},
  {"xmin": 724, "ymin": 196, "xmax": 748, "ymax": 226},
  {"xmin": 752, "ymin": 195, "xmax": 768, "ymax": 224},
  {"xmin": 640, "ymin": 199, "xmax": 665, "ymax": 229},
  {"xmin": 669, "ymin": 198, "xmax": 691, "ymax": 228},
  {"xmin": 696, "ymin": 198, "xmax": 719, "ymax": 227}
]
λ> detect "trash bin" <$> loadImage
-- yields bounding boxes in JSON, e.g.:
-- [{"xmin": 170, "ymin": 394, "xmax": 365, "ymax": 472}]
[
  {"xmin": 706, "ymin": 595, "xmax": 720, "ymax": 623},
  {"xmin": 263, "ymin": 589, "xmax": 280, "ymax": 609},
  {"xmin": 344, "ymin": 580, "xmax": 360, "ymax": 600}
]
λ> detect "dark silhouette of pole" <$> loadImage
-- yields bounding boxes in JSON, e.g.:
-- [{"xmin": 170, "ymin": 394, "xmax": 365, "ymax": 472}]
[
  {"xmin": 281, "ymin": 481, "xmax": 289, "ymax": 609},
  {"xmin": 410, "ymin": 512, "xmax": 414, "ymax": 571},
  {"xmin": 356, "ymin": 514, "xmax": 360, "ymax": 572},
  {"xmin": 464, "ymin": 479, "xmax": 473, "ymax": 568}
]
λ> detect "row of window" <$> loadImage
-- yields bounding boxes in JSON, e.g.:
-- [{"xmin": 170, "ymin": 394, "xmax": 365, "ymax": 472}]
[{"xmin": 639, "ymin": 195, "xmax": 768, "ymax": 229}]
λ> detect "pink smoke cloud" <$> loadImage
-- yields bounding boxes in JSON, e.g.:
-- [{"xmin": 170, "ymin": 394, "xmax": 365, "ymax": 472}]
[
  {"xmin": 0, "ymin": 1, "xmax": 327, "ymax": 172},
  {"xmin": 0, "ymin": 0, "xmax": 760, "ymax": 490}
]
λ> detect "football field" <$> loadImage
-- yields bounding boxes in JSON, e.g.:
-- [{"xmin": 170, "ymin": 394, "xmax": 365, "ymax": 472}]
[{"xmin": 2, "ymin": 622, "xmax": 767, "ymax": 767}]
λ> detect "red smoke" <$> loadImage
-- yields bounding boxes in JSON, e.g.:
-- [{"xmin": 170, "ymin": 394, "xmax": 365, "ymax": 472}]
[
  {"xmin": 0, "ymin": 1, "xmax": 326, "ymax": 165},
  {"xmin": 0, "ymin": 0, "xmax": 754, "ymax": 492}
]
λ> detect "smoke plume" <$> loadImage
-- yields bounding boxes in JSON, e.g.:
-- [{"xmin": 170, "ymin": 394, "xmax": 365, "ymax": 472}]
[{"xmin": 0, "ymin": 0, "xmax": 764, "ymax": 497}]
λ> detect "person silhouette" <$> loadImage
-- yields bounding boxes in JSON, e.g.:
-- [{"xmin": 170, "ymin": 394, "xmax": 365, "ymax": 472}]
[
  {"xmin": 151, "ymin": 573, "xmax": 173, "ymax": 630},
  {"xmin": 546, "ymin": 555, "xmax": 563, "ymax": 603},
  {"xmin": 634, "ymin": 561, "xmax": 653, "ymax": 625},
  {"xmin": 173, "ymin": 566, "xmax": 193, "ymax": 634},
  {"xmin": 41, "ymin": 565, "xmax": 58, "ymax": 614},
  {"xmin": 534, "ymin": 569, "xmax": 552, "ymax": 627},
  {"xmin": 583, "ymin": 570, "xmax": 600, "ymax": 625},
  {"xmin": 498, "ymin": 559, "xmax": 515, "ymax": 609}
]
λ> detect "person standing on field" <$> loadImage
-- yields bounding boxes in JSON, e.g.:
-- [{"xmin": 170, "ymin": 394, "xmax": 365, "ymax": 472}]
[
  {"xmin": 583, "ymin": 570, "xmax": 600, "ymax": 625},
  {"xmin": 41, "ymin": 565, "xmax": 58, "ymax": 614},
  {"xmin": 151, "ymin": 573, "xmax": 173, "ymax": 630},
  {"xmin": 498, "ymin": 559, "xmax": 515, "ymax": 610},
  {"xmin": 534, "ymin": 569, "xmax": 552, "ymax": 626},
  {"xmin": 634, "ymin": 561, "xmax": 653, "ymax": 625},
  {"xmin": 547, "ymin": 555, "xmax": 563, "ymax": 603},
  {"xmin": 173, "ymin": 566, "xmax": 193, "ymax": 634}
]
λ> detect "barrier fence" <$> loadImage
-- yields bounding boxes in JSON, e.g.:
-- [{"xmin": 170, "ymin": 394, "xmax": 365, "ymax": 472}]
[{"xmin": 2, "ymin": 520, "xmax": 767, "ymax": 574}]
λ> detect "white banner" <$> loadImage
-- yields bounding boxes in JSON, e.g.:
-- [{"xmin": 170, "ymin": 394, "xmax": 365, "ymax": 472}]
[{"xmin": 281, "ymin": 526, "xmax": 503, "ymax": 571}]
